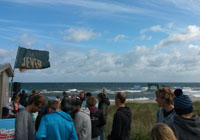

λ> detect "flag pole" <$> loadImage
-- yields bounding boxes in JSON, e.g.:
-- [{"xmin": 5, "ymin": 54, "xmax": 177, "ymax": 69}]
[{"xmin": 10, "ymin": 46, "xmax": 20, "ymax": 100}]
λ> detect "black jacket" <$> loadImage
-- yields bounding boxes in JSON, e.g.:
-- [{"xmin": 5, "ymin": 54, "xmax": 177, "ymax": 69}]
[
  {"xmin": 89, "ymin": 106, "xmax": 106, "ymax": 138},
  {"xmin": 170, "ymin": 115, "xmax": 200, "ymax": 140},
  {"xmin": 108, "ymin": 106, "xmax": 132, "ymax": 140}
]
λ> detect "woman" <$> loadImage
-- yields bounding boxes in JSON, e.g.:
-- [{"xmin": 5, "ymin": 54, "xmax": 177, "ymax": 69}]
[
  {"xmin": 155, "ymin": 87, "xmax": 175, "ymax": 125},
  {"xmin": 7, "ymin": 95, "xmax": 24, "ymax": 118},
  {"xmin": 151, "ymin": 123, "xmax": 177, "ymax": 140}
]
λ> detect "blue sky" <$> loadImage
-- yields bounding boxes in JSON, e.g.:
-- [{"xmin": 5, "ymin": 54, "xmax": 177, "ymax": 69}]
[{"xmin": 1, "ymin": 0, "xmax": 200, "ymax": 82}]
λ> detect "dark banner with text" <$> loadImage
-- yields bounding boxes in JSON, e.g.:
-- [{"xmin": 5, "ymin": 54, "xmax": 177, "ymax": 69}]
[{"xmin": 14, "ymin": 47, "xmax": 50, "ymax": 70}]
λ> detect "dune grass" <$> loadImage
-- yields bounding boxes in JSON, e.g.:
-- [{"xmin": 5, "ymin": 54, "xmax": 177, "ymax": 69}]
[{"xmin": 105, "ymin": 101, "xmax": 200, "ymax": 140}]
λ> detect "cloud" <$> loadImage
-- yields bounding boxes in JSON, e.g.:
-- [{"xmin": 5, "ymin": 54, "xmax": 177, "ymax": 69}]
[
  {"xmin": 141, "ymin": 34, "xmax": 152, "ymax": 40},
  {"xmin": 158, "ymin": 25, "xmax": 200, "ymax": 48},
  {"xmin": 63, "ymin": 28, "xmax": 100, "ymax": 42},
  {"xmin": 12, "ymin": 33, "xmax": 36, "ymax": 47},
  {"xmin": 150, "ymin": 25, "xmax": 165, "ymax": 32},
  {"xmin": 110, "ymin": 34, "xmax": 126, "ymax": 42},
  {"xmin": 2, "ymin": 0, "xmax": 153, "ymax": 15},
  {"xmin": 10, "ymin": 42, "xmax": 200, "ymax": 82}
]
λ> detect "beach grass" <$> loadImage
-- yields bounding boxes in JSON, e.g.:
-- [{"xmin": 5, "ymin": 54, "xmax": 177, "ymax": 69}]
[{"xmin": 105, "ymin": 101, "xmax": 200, "ymax": 140}]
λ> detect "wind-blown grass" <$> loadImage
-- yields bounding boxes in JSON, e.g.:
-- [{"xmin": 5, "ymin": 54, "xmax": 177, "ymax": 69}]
[{"xmin": 105, "ymin": 101, "xmax": 200, "ymax": 140}]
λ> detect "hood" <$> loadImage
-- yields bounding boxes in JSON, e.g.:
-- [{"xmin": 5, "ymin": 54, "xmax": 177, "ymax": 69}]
[
  {"xmin": 80, "ymin": 107, "xmax": 90, "ymax": 116},
  {"xmin": 117, "ymin": 106, "xmax": 132, "ymax": 118},
  {"xmin": 89, "ymin": 106, "xmax": 98, "ymax": 113},
  {"xmin": 174, "ymin": 115, "xmax": 200, "ymax": 135},
  {"xmin": 55, "ymin": 110, "xmax": 73, "ymax": 122}
]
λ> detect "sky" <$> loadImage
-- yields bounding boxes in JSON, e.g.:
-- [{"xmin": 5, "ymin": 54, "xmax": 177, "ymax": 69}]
[{"xmin": 1, "ymin": 0, "xmax": 200, "ymax": 82}]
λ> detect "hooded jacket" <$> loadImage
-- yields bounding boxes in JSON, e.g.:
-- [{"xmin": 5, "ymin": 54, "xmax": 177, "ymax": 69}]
[
  {"xmin": 74, "ymin": 108, "xmax": 91, "ymax": 140},
  {"xmin": 89, "ymin": 106, "xmax": 106, "ymax": 138},
  {"xmin": 108, "ymin": 106, "xmax": 132, "ymax": 140},
  {"xmin": 170, "ymin": 115, "xmax": 200, "ymax": 140},
  {"xmin": 35, "ymin": 110, "xmax": 78, "ymax": 140}
]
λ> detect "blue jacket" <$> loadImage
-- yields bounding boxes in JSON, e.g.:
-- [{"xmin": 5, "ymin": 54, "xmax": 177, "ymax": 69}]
[{"xmin": 35, "ymin": 110, "xmax": 78, "ymax": 140}]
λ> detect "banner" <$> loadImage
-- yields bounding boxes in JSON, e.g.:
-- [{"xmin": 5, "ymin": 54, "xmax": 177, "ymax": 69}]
[
  {"xmin": 0, "ymin": 119, "xmax": 15, "ymax": 140},
  {"xmin": 14, "ymin": 47, "xmax": 50, "ymax": 69}
]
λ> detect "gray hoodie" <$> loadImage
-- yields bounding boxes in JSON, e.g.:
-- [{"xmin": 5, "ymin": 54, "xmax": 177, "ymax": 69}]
[
  {"xmin": 14, "ymin": 109, "xmax": 35, "ymax": 140},
  {"xmin": 170, "ymin": 115, "xmax": 200, "ymax": 140},
  {"xmin": 74, "ymin": 108, "xmax": 91, "ymax": 140}
]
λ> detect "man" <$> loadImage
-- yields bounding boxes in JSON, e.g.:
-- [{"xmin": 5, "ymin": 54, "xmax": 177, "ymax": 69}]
[
  {"xmin": 98, "ymin": 92, "xmax": 110, "ymax": 140},
  {"xmin": 107, "ymin": 92, "xmax": 132, "ymax": 140},
  {"xmin": 15, "ymin": 94, "xmax": 46, "ymax": 140},
  {"xmin": 170, "ymin": 89, "xmax": 200, "ymax": 140},
  {"xmin": 71, "ymin": 98, "xmax": 91, "ymax": 140},
  {"xmin": 35, "ymin": 99, "xmax": 78, "ymax": 140},
  {"xmin": 19, "ymin": 90, "xmax": 28, "ymax": 107},
  {"xmin": 155, "ymin": 87, "xmax": 176, "ymax": 125}
]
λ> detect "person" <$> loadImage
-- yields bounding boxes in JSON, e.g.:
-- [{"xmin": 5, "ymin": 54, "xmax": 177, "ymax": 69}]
[
  {"xmin": 35, "ymin": 100, "xmax": 78, "ymax": 140},
  {"xmin": 97, "ymin": 92, "xmax": 110, "ymax": 140},
  {"xmin": 169, "ymin": 89, "xmax": 200, "ymax": 140},
  {"xmin": 71, "ymin": 98, "xmax": 91, "ymax": 140},
  {"xmin": 19, "ymin": 90, "xmax": 28, "ymax": 107},
  {"xmin": 71, "ymin": 94, "xmax": 77, "ymax": 99},
  {"xmin": 151, "ymin": 123, "xmax": 177, "ymax": 140},
  {"xmin": 15, "ymin": 94, "xmax": 46, "ymax": 140},
  {"xmin": 87, "ymin": 96, "xmax": 106, "ymax": 140},
  {"xmin": 56, "ymin": 96, "xmax": 61, "ymax": 104},
  {"xmin": 107, "ymin": 92, "xmax": 132, "ymax": 140},
  {"xmin": 7, "ymin": 95, "xmax": 24, "ymax": 118},
  {"xmin": 155, "ymin": 87, "xmax": 175, "ymax": 125},
  {"xmin": 35, "ymin": 100, "xmax": 59, "ymax": 131},
  {"xmin": 80, "ymin": 91, "xmax": 86, "ymax": 108}
]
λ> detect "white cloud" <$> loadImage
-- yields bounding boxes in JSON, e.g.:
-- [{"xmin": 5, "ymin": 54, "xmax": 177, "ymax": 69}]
[
  {"xmin": 11, "ymin": 42, "xmax": 200, "ymax": 82},
  {"xmin": 141, "ymin": 34, "xmax": 152, "ymax": 40},
  {"xmin": 12, "ymin": 33, "xmax": 35, "ymax": 47},
  {"xmin": 158, "ymin": 25, "xmax": 200, "ymax": 48},
  {"xmin": 63, "ymin": 28, "xmax": 100, "ymax": 42},
  {"xmin": 150, "ymin": 25, "xmax": 164, "ymax": 32},
  {"xmin": 110, "ymin": 34, "xmax": 126, "ymax": 42}
]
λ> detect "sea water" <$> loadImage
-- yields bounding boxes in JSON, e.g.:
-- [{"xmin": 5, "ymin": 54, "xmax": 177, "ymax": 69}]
[{"xmin": 19, "ymin": 82, "xmax": 200, "ymax": 100}]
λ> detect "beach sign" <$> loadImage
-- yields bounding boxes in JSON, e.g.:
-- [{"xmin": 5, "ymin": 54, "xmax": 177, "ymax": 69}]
[
  {"xmin": 14, "ymin": 46, "xmax": 50, "ymax": 70},
  {"xmin": 0, "ymin": 119, "xmax": 15, "ymax": 140}
]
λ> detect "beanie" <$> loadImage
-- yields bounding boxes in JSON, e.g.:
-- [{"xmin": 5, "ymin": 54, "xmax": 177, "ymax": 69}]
[{"xmin": 174, "ymin": 89, "xmax": 193, "ymax": 115}]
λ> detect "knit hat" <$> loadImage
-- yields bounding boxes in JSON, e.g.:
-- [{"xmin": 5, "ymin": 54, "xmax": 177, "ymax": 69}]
[{"xmin": 174, "ymin": 89, "xmax": 193, "ymax": 115}]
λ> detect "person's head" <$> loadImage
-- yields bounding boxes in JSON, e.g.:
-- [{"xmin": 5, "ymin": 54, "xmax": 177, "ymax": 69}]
[
  {"xmin": 80, "ymin": 91, "xmax": 85, "ymax": 100},
  {"xmin": 71, "ymin": 94, "xmax": 77, "ymax": 99},
  {"xmin": 86, "ymin": 96, "xmax": 97, "ymax": 107},
  {"xmin": 32, "ymin": 89, "xmax": 36, "ymax": 95},
  {"xmin": 22, "ymin": 90, "xmax": 26, "ymax": 94},
  {"xmin": 71, "ymin": 98, "xmax": 82, "ymax": 112},
  {"xmin": 86, "ymin": 92, "xmax": 92, "ymax": 99},
  {"xmin": 61, "ymin": 97, "xmax": 73, "ymax": 114},
  {"xmin": 47, "ymin": 100, "xmax": 60, "ymax": 113},
  {"xmin": 63, "ymin": 91, "xmax": 68, "ymax": 97},
  {"xmin": 155, "ymin": 87, "xmax": 174, "ymax": 107},
  {"xmin": 174, "ymin": 89, "xmax": 193, "ymax": 117},
  {"xmin": 14, "ymin": 95, "xmax": 20, "ymax": 103},
  {"xmin": 151, "ymin": 123, "xmax": 177, "ymax": 140},
  {"xmin": 56, "ymin": 96, "xmax": 61, "ymax": 104},
  {"xmin": 98, "ymin": 93, "xmax": 106, "ymax": 102},
  {"xmin": 115, "ymin": 92, "xmax": 126, "ymax": 107},
  {"xmin": 27, "ymin": 94, "xmax": 46, "ymax": 113}
]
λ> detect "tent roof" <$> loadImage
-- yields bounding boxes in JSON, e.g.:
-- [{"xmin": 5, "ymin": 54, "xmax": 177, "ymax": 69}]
[{"xmin": 0, "ymin": 64, "xmax": 14, "ymax": 77}]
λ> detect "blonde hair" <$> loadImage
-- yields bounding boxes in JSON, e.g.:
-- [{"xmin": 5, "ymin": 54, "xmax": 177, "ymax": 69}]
[
  {"xmin": 86, "ymin": 96, "xmax": 97, "ymax": 107},
  {"xmin": 155, "ymin": 87, "xmax": 174, "ymax": 105},
  {"xmin": 151, "ymin": 123, "xmax": 177, "ymax": 140}
]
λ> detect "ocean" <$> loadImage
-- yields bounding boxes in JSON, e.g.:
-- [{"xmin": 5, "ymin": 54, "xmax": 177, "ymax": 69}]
[{"xmin": 19, "ymin": 82, "xmax": 200, "ymax": 100}]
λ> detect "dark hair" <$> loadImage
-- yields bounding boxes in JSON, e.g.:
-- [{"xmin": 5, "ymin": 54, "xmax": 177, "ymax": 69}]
[
  {"xmin": 116, "ymin": 92, "xmax": 126, "ymax": 103},
  {"xmin": 28, "ymin": 94, "xmax": 46, "ymax": 106},
  {"xmin": 61, "ymin": 97, "xmax": 73, "ymax": 114},
  {"xmin": 86, "ymin": 92, "xmax": 92, "ymax": 97},
  {"xmin": 98, "ymin": 93, "xmax": 106, "ymax": 100}
]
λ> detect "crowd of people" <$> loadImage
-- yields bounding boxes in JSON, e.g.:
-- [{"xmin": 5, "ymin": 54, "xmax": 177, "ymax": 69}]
[{"xmin": 2, "ymin": 87, "xmax": 200, "ymax": 140}]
